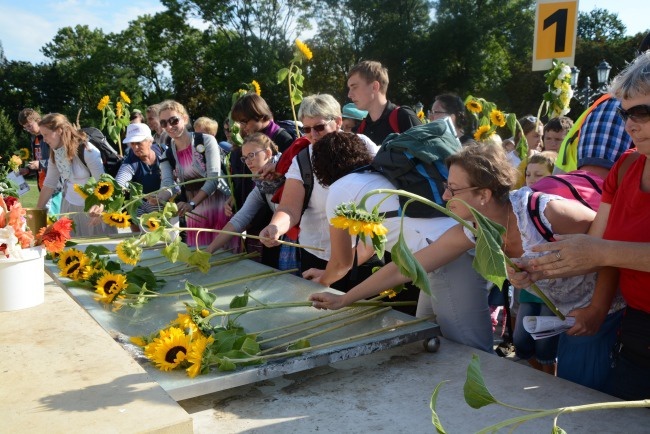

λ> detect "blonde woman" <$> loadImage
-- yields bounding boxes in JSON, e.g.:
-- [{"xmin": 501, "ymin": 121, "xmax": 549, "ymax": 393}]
[
  {"xmin": 157, "ymin": 100, "xmax": 230, "ymax": 247},
  {"xmin": 35, "ymin": 113, "xmax": 112, "ymax": 237}
]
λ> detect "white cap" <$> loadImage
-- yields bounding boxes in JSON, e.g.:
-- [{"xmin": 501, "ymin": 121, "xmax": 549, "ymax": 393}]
[{"xmin": 123, "ymin": 123, "xmax": 153, "ymax": 143}]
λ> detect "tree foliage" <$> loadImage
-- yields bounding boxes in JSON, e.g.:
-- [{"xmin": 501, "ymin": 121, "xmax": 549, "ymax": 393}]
[{"xmin": 0, "ymin": 0, "xmax": 644, "ymax": 148}]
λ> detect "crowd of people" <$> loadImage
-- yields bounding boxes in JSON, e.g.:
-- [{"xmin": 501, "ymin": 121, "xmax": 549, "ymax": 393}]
[{"xmin": 17, "ymin": 51, "xmax": 650, "ymax": 401}]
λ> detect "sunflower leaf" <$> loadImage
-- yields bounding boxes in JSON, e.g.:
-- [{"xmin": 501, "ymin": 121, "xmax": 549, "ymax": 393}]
[
  {"xmin": 187, "ymin": 249, "xmax": 211, "ymax": 273},
  {"xmin": 390, "ymin": 231, "xmax": 431, "ymax": 295},
  {"xmin": 185, "ymin": 281, "xmax": 216, "ymax": 309},
  {"xmin": 229, "ymin": 290, "xmax": 249, "ymax": 309},
  {"xmin": 464, "ymin": 354, "xmax": 498, "ymax": 409},
  {"xmin": 276, "ymin": 67, "xmax": 289, "ymax": 83},
  {"xmin": 217, "ymin": 357, "xmax": 236, "ymax": 371},
  {"xmin": 430, "ymin": 381, "xmax": 449, "ymax": 434},
  {"xmin": 467, "ymin": 207, "xmax": 507, "ymax": 288}
]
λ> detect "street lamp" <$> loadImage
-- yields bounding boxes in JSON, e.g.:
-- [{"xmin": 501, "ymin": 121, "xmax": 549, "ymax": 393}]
[{"xmin": 570, "ymin": 60, "xmax": 612, "ymax": 109}]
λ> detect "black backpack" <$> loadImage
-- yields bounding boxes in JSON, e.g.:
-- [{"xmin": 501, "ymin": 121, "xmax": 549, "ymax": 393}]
[
  {"xmin": 276, "ymin": 119, "xmax": 303, "ymax": 141},
  {"xmin": 370, "ymin": 117, "xmax": 462, "ymax": 218},
  {"xmin": 77, "ymin": 127, "xmax": 124, "ymax": 177}
]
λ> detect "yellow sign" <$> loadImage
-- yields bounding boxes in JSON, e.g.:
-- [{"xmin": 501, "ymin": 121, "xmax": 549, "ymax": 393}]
[{"xmin": 533, "ymin": 0, "xmax": 578, "ymax": 71}]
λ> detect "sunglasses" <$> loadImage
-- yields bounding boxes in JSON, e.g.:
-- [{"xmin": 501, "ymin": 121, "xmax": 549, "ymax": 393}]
[
  {"xmin": 159, "ymin": 116, "xmax": 181, "ymax": 129},
  {"xmin": 303, "ymin": 119, "xmax": 333, "ymax": 134},
  {"xmin": 617, "ymin": 104, "xmax": 650, "ymax": 124}
]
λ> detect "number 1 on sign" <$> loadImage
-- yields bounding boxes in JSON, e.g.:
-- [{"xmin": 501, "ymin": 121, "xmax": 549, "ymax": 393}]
[{"xmin": 543, "ymin": 8, "xmax": 567, "ymax": 52}]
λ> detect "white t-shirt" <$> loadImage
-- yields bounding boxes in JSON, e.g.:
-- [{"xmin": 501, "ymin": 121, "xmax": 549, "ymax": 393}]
[
  {"xmin": 326, "ymin": 172, "xmax": 457, "ymax": 253},
  {"xmin": 285, "ymin": 135, "xmax": 379, "ymax": 260}
]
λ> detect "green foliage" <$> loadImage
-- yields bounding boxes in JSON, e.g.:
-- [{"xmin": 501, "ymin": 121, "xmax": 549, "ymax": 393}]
[
  {"xmin": 429, "ymin": 381, "xmax": 449, "ymax": 434},
  {"xmin": 390, "ymin": 230, "xmax": 431, "ymax": 295},
  {"xmin": 0, "ymin": 107, "xmax": 18, "ymax": 156}
]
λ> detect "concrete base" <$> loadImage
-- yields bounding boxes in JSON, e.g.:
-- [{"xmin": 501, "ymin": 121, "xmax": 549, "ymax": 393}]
[
  {"xmin": 182, "ymin": 340, "xmax": 650, "ymax": 433},
  {"xmin": 0, "ymin": 274, "xmax": 193, "ymax": 433}
]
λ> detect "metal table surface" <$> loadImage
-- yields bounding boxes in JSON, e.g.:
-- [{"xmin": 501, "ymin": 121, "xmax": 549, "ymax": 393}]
[{"xmin": 46, "ymin": 240, "xmax": 439, "ymax": 401}]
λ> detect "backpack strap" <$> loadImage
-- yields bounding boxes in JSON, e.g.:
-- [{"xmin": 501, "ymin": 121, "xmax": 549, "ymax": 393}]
[
  {"xmin": 388, "ymin": 107, "xmax": 400, "ymax": 133},
  {"xmin": 296, "ymin": 147, "xmax": 313, "ymax": 212},
  {"xmin": 527, "ymin": 191, "xmax": 556, "ymax": 242},
  {"xmin": 617, "ymin": 151, "xmax": 642, "ymax": 187},
  {"xmin": 541, "ymin": 174, "xmax": 595, "ymax": 210},
  {"xmin": 76, "ymin": 143, "xmax": 87, "ymax": 168},
  {"xmin": 357, "ymin": 118, "xmax": 367, "ymax": 134}
]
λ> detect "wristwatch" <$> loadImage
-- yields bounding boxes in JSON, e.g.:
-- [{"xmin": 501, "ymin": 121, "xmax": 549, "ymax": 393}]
[{"xmin": 189, "ymin": 201, "xmax": 196, "ymax": 209}]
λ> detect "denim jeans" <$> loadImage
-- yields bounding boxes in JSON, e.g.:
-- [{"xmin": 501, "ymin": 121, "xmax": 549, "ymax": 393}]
[
  {"xmin": 513, "ymin": 302, "xmax": 559, "ymax": 364},
  {"xmin": 416, "ymin": 252, "xmax": 493, "ymax": 353}
]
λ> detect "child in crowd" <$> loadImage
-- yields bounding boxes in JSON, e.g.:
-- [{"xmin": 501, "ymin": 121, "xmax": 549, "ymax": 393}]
[
  {"xmin": 525, "ymin": 151, "xmax": 557, "ymax": 186},
  {"xmin": 542, "ymin": 116, "xmax": 573, "ymax": 152}
]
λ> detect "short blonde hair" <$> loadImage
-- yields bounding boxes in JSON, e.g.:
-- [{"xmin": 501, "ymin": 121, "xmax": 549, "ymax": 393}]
[
  {"xmin": 157, "ymin": 100, "xmax": 189, "ymax": 118},
  {"xmin": 348, "ymin": 60, "xmax": 389, "ymax": 94},
  {"xmin": 194, "ymin": 116, "xmax": 219, "ymax": 136}
]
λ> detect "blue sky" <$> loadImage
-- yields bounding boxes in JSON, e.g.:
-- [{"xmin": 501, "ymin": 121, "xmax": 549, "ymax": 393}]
[{"xmin": 1, "ymin": 0, "xmax": 649, "ymax": 64}]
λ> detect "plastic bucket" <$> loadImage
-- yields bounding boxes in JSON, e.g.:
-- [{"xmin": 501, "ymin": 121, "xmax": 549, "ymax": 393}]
[{"xmin": 0, "ymin": 247, "xmax": 45, "ymax": 311}]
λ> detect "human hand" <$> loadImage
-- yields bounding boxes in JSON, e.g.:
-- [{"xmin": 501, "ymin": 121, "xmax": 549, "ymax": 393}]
[
  {"xmin": 259, "ymin": 224, "xmax": 281, "ymax": 247},
  {"xmin": 146, "ymin": 196, "xmax": 159, "ymax": 206},
  {"xmin": 224, "ymin": 201, "xmax": 234, "ymax": 218},
  {"xmin": 302, "ymin": 268, "xmax": 326, "ymax": 285},
  {"xmin": 530, "ymin": 234, "xmax": 601, "ymax": 277},
  {"xmin": 176, "ymin": 201, "xmax": 194, "ymax": 217},
  {"xmin": 565, "ymin": 304, "xmax": 608, "ymax": 336},
  {"xmin": 258, "ymin": 161, "xmax": 278, "ymax": 180},
  {"xmin": 309, "ymin": 292, "xmax": 347, "ymax": 310},
  {"xmin": 88, "ymin": 203, "xmax": 105, "ymax": 218},
  {"xmin": 27, "ymin": 160, "xmax": 39, "ymax": 171},
  {"xmin": 507, "ymin": 258, "xmax": 544, "ymax": 289}
]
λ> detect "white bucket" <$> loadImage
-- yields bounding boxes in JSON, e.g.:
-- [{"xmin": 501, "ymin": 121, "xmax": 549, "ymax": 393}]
[{"xmin": 0, "ymin": 246, "xmax": 45, "ymax": 311}]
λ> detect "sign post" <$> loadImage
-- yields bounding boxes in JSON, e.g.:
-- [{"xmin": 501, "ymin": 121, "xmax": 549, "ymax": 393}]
[{"xmin": 533, "ymin": 0, "xmax": 579, "ymax": 71}]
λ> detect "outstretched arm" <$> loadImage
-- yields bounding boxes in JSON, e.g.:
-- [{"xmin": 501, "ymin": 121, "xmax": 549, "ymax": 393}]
[{"xmin": 309, "ymin": 224, "xmax": 472, "ymax": 309}]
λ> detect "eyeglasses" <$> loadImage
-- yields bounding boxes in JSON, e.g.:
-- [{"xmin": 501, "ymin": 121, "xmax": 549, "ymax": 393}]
[
  {"xmin": 240, "ymin": 149, "xmax": 266, "ymax": 163},
  {"xmin": 617, "ymin": 104, "xmax": 650, "ymax": 124},
  {"xmin": 303, "ymin": 119, "xmax": 333, "ymax": 134},
  {"xmin": 443, "ymin": 182, "xmax": 479, "ymax": 197},
  {"xmin": 159, "ymin": 116, "xmax": 181, "ymax": 129}
]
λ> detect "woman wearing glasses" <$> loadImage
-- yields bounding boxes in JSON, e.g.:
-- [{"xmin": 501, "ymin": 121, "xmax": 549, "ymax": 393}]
[
  {"xmin": 259, "ymin": 94, "xmax": 379, "ymax": 290},
  {"xmin": 205, "ymin": 133, "xmax": 296, "ymax": 269},
  {"xmin": 428, "ymin": 93, "xmax": 472, "ymax": 143},
  {"xmin": 520, "ymin": 52, "xmax": 650, "ymax": 400},
  {"xmin": 311, "ymin": 141, "xmax": 625, "ymax": 392},
  {"xmin": 157, "ymin": 100, "xmax": 231, "ymax": 247}
]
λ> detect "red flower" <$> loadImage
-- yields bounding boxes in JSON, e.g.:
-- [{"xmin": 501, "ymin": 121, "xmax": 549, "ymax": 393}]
[
  {"xmin": 35, "ymin": 217, "xmax": 73, "ymax": 254},
  {"xmin": 3, "ymin": 196, "xmax": 17, "ymax": 210}
]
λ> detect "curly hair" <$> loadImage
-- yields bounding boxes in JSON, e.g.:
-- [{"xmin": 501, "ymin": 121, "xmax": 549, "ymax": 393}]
[
  {"xmin": 446, "ymin": 140, "xmax": 518, "ymax": 205},
  {"xmin": 312, "ymin": 131, "xmax": 373, "ymax": 187}
]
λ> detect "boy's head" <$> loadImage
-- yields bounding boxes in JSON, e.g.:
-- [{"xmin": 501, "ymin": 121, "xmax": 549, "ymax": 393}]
[
  {"xmin": 526, "ymin": 151, "xmax": 557, "ymax": 186},
  {"xmin": 543, "ymin": 116, "xmax": 573, "ymax": 152},
  {"xmin": 18, "ymin": 108, "xmax": 42, "ymax": 135},
  {"xmin": 347, "ymin": 61, "xmax": 389, "ymax": 110}
]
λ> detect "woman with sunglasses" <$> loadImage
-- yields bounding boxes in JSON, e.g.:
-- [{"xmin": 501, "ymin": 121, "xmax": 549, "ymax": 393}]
[
  {"xmin": 205, "ymin": 133, "xmax": 297, "ymax": 269},
  {"xmin": 520, "ymin": 52, "xmax": 650, "ymax": 400},
  {"xmin": 157, "ymin": 100, "xmax": 231, "ymax": 247},
  {"xmin": 259, "ymin": 94, "xmax": 379, "ymax": 291},
  {"xmin": 311, "ymin": 141, "xmax": 625, "ymax": 392}
]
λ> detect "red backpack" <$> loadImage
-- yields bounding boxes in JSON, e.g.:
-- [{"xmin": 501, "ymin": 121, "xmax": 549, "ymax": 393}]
[{"xmin": 527, "ymin": 171, "xmax": 604, "ymax": 241}]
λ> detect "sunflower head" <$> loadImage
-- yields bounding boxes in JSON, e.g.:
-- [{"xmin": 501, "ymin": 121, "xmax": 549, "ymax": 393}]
[
  {"xmin": 73, "ymin": 184, "xmax": 89, "ymax": 199},
  {"xmin": 116, "ymin": 239, "xmax": 142, "ymax": 265},
  {"xmin": 120, "ymin": 91, "xmax": 131, "ymax": 104},
  {"xmin": 466, "ymin": 99, "xmax": 483, "ymax": 114},
  {"xmin": 186, "ymin": 335, "xmax": 214, "ymax": 378},
  {"xmin": 251, "ymin": 80, "xmax": 261, "ymax": 96},
  {"xmin": 116, "ymin": 101, "xmax": 123, "ymax": 118},
  {"xmin": 57, "ymin": 249, "xmax": 87, "ymax": 270},
  {"xmin": 93, "ymin": 182, "xmax": 114, "ymax": 201},
  {"xmin": 473, "ymin": 125, "xmax": 494, "ymax": 141},
  {"xmin": 95, "ymin": 272, "xmax": 128, "ymax": 303},
  {"xmin": 102, "ymin": 211, "xmax": 131, "ymax": 229},
  {"xmin": 60, "ymin": 255, "xmax": 91, "ymax": 281},
  {"xmin": 144, "ymin": 216, "xmax": 161, "ymax": 231},
  {"xmin": 489, "ymin": 109, "xmax": 506, "ymax": 128},
  {"xmin": 18, "ymin": 148, "xmax": 30, "ymax": 160},
  {"xmin": 295, "ymin": 39, "xmax": 313, "ymax": 61},
  {"xmin": 97, "ymin": 95, "xmax": 110, "ymax": 111},
  {"xmin": 144, "ymin": 327, "xmax": 192, "ymax": 372}
]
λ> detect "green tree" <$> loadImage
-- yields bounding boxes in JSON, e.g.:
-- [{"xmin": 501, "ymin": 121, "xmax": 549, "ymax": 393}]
[
  {"xmin": 578, "ymin": 8, "xmax": 626, "ymax": 43},
  {"xmin": 0, "ymin": 107, "xmax": 19, "ymax": 157}
]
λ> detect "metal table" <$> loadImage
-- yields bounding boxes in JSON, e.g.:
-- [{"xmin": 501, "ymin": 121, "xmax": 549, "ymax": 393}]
[{"xmin": 46, "ymin": 241, "xmax": 439, "ymax": 400}]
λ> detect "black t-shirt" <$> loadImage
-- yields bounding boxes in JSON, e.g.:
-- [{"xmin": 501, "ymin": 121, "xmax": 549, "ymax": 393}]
[{"xmin": 360, "ymin": 101, "xmax": 421, "ymax": 145}]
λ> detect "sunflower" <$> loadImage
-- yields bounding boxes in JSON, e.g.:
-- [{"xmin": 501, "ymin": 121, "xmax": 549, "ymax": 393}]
[
  {"xmin": 144, "ymin": 216, "xmax": 161, "ymax": 231},
  {"xmin": 330, "ymin": 203, "xmax": 388, "ymax": 238},
  {"xmin": 186, "ymin": 335, "xmax": 214, "ymax": 378},
  {"xmin": 466, "ymin": 99, "xmax": 483, "ymax": 114},
  {"xmin": 116, "ymin": 239, "xmax": 142, "ymax": 265},
  {"xmin": 97, "ymin": 95, "xmax": 110, "ymax": 111},
  {"xmin": 116, "ymin": 101, "xmax": 123, "ymax": 118},
  {"xmin": 295, "ymin": 39, "xmax": 313, "ymax": 61},
  {"xmin": 94, "ymin": 182, "xmax": 114, "ymax": 200},
  {"xmin": 473, "ymin": 125, "xmax": 494, "ymax": 141},
  {"xmin": 94, "ymin": 272, "xmax": 128, "ymax": 303},
  {"xmin": 82, "ymin": 264, "xmax": 105, "ymax": 285},
  {"xmin": 102, "ymin": 211, "xmax": 131, "ymax": 229},
  {"xmin": 130, "ymin": 336, "xmax": 148, "ymax": 347},
  {"xmin": 489, "ymin": 109, "xmax": 506, "ymax": 127},
  {"xmin": 417, "ymin": 110, "xmax": 426, "ymax": 122},
  {"xmin": 57, "ymin": 248, "xmax": 86, "ymax": 270},
  {"xmin": 170, "ymin": 313, "xmax": 201, "ymax": 336},
  {"xmin": 60, "ymin": 256, "xmax": 91, "ymax": 281},
  {"xmin": 73, "ymin": 184, "xmax": 88, "ymax": 199},
  {"xmin": 144, "ymin": 327, "xmax": 192, "ymax": 372},
  {"xmin": 18, "ymin": 148, "xmax": 30, "ymax": 160},
  {"xmin": 120, "ymin": 91, "xmax": 131, "ymax": 104},
  {"xmin": 251, "ymin": 80, "xmax": 261, "ymax": 96},
  {"xmin": 380, "ymin": 289, "xmax": 398, "ymax": 299}
]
